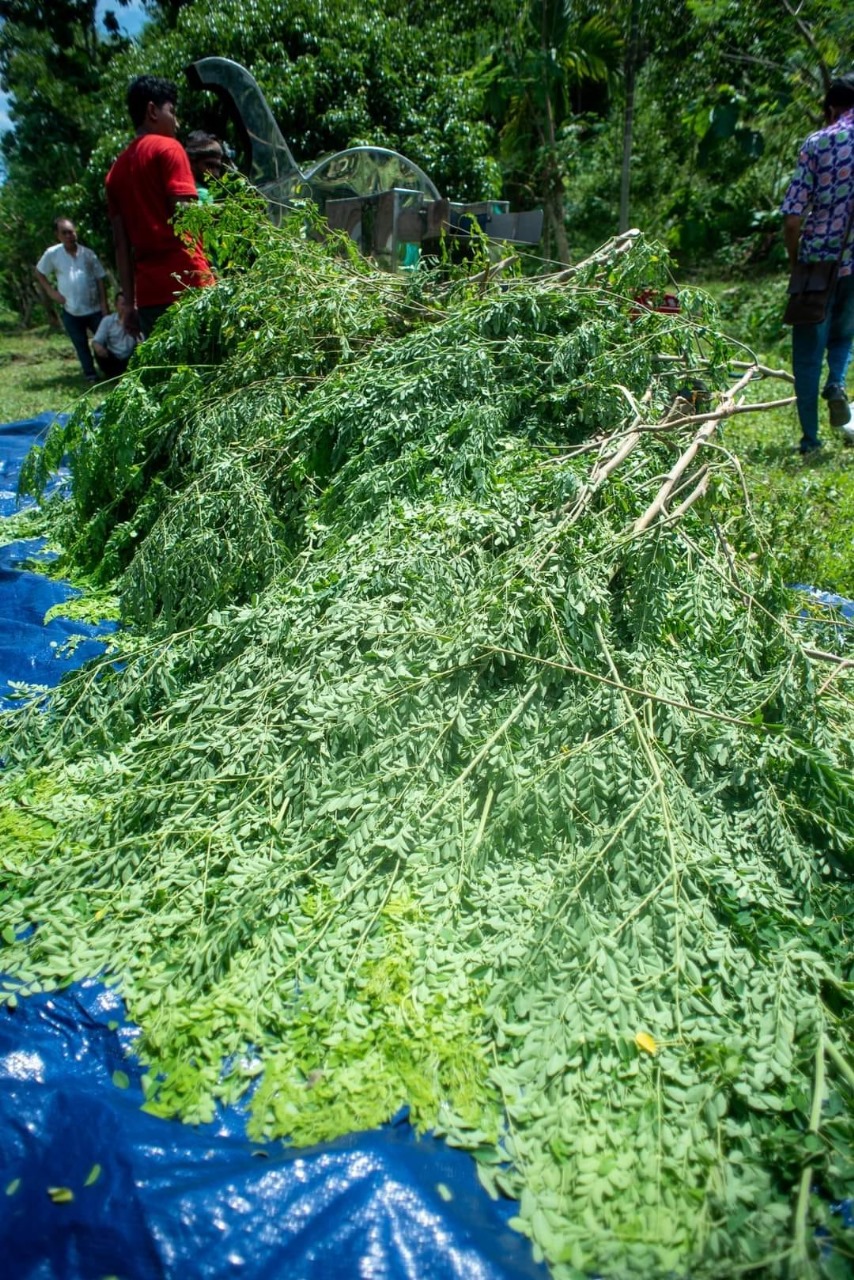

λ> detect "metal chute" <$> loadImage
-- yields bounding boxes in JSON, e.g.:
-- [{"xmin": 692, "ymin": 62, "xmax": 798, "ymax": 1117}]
[{"xmin": 185, "ymin": 56, "xmax": 542, "ymax": 267}]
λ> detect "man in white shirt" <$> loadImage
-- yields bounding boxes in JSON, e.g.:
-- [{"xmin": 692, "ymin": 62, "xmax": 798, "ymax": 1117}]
[
  {"xmin": 92, "ymin": 292, "xmax": 138, "ymax": 378},
  {"xmin": 35, "ymin": 217, "xmax": 108, "ymax": 383}
]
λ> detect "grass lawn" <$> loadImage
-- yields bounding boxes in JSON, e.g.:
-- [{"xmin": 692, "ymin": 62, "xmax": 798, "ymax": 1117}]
[
  {"xmin": 0, "ymin": 311, "xmax": 108, "ymax": 423},
  {"xmin": 710, "ymin": 278, "xmax": 854, "ymax": 598},
  {"xmin": 727, "ymin": 384, "xmax": 854, "ymax": 599},
  {"xmin": 1, "ymin": 280, "xmax": 852, "ymax": 599}
]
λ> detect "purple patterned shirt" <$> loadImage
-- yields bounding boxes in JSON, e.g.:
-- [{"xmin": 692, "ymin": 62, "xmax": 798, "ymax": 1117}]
[{"xmin": 781, "ymin": 107, "xmax": 854, "ymax": 276}]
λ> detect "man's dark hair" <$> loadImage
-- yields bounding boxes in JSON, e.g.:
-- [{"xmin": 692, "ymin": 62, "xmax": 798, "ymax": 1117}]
[
  {"xmin": 54, "ymin": 215, "xmax": 74, "ymax": 232},
  {"xmin": 823, "ymin": 74, "xmax": 854, "ymax": 117},
  {"xmin": 127, "ymin": 75, "xmax": 178, "ymax": 128}
]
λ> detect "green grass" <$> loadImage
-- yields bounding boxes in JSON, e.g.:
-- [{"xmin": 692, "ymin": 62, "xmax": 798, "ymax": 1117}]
[
  {"xmin": 709, "ymin": 277, "xmax": 854, "ymax": 598},
  {"xmin": 729, "ymin": 385, "xmax": 854, "ymax": 598},
  {"xmin": 1, "ymin": 279, "xmax": 852, "ymax": 598},
  {"xmin": 0, "ymin": 310, "xmax": 107, "ymax": 422}
]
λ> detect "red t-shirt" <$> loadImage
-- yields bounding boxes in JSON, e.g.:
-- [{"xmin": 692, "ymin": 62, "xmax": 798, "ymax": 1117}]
[{"xmin": 105, "ymin": 134, "xmax": 215, "ymax": 307}]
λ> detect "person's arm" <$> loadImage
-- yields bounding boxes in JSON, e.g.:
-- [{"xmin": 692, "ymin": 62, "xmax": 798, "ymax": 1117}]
[
  {"xmin": 97, "ymin": 275, "xmax": 108, "ymax": 314},
  {"xmin": 166, "ymin": 194, "xmax": 197, "ymax": 219},
  {"xmin": 110, "ymin": 213, "xmax": 139, "ymax": 335},
  {"xmin": 783, "ymin": 214, "xmax": 802, "ymax": 268},
  {"xmin": 92, "ymin": 316, "xmax": 109, "ymax": 358},
  {"xmin": 781, "ymin": 137, "xmax": 814, "ymax": 270},
  {"xmin": 161, "ymin": 142, "xmax": 214, "ymax": 282},
  {"xmin": 35, "ymin": 268, "xmax": 64, "ymax": 306}
]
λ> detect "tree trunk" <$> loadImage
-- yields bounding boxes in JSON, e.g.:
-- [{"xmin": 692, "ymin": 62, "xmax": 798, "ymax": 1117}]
[
  {"xmin": 546, "ymin": 189, "xmax": 571, "ymax": 266},
  {"xmin": 619, "ymin": 0, "xmax": 640, "ymax": 233},
  {"xmin": 541, "ymin": 74, "xmax": 571, "ymax": 266}
]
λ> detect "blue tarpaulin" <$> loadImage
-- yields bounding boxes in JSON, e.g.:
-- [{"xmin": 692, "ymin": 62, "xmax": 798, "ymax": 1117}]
[
  {"xmin": 4, "ymin": 414, "xmax": 852, "ymax": 1280},
  {"xmin": 1, "ymin": 414, "xmax": 116, "ymax": 708},
  {"xmin": 0, "ymin": 980, "xmax": 546, "ymax": 1280},
  {"xmin": 0, "ymin": 415, "xmax": 548, "ymax": 1280}
]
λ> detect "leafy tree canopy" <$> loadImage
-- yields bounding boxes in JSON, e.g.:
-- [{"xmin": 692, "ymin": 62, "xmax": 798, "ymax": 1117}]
[{"xmin": 1, "ymin": 0, "xmax": 854, "ymax": 320}]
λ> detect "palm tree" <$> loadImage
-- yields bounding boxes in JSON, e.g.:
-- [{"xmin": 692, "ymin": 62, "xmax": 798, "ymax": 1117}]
[{"xmin": 496, "ymin": 0, "xmax": 619, "ymax": 264}]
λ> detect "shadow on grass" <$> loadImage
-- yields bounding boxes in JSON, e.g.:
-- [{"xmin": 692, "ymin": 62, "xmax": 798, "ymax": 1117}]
[
  {"xmin": 739, "ymin": 435, "xmax": 852, "ymax": 469},
  {"xmin": 23, "ymin": 368, "xmax": 91, "ymax": 395}
]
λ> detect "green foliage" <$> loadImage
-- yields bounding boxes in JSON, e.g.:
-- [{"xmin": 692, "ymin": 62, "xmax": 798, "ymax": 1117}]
[
  {"xmin": 3, "ymin": 0, "xmax": 854, "ymax": 312},
  {"xmin": 742, "ymin": 463, "xmax": 854, "ymax": 602},
  {"xmin": 700, "ymin": 278, "xmax": 854, "ymax": 599},
  {"xmin": 564, "ymin": 0, "xmax": 854, "ymax": 268},
  {"xmin": 0, "ymin": 2, "xmax": 131, "ymax": 178},
  {"xmin": 3, "ymin": 210, "xmax": 853, "ymax": 1278},
  {"xmin": 567, "ymin": 60, "xmax": 801, "ymax": 269},
  {"xmin": 0, "ymin": 187, "xmax": 55, "ymax": 327},
  {"xmin": 489, "ymin": 1, "xmax": 621, "ymax": 262},
  {"xmin": 0, "ymin": 0, "xmax": 135, "ymax": 292},
  {"xmin": 0, "ymin": 0, "xmax": 503, "ymax": 318}
]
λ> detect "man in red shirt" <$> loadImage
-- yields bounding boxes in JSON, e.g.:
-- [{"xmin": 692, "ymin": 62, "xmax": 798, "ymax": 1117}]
[{"xmin": 106, "ymin": 75, "xmax": 215, "ymax": 338}]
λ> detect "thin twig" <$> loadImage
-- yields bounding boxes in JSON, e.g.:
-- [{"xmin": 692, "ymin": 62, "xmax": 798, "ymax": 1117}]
[
  {"xmin": 556, "ymin": 387, "xmax": 655, "ymax": 524},
  {"xmin": 803, "ymin": 648, "xmax": 854, "ymax": 667},
  {"xmin": 731, "ymin": 361, "xmax": 795, "ymax": 383},
  {"xmin": 638, "ymin": 394, "xmax": 795, "ymax": 434},
  {"xmin": 547, "ymin": 229, "xmax": 642, "ymax": 285},
  {"xmin": 419, "ymin": 682, "xmax": 539, "ymax": 823},
  {"xmin": 466, "ymin": 255, "xmax": 518, "ymax": 287},
  {"xmin": 482, "ymin": 644, "xmax": 766, "ymax": 730},
  {"xmin": 667, "ymin": 467, "xmax": 711, "ymax": 521},
  {"xmin": 633, "ymin": 420, "xmax": 717, "ymax": 532},
  {"xmin": 791, "ymin": 1034, "xmax": 825, "ymax": 1273},
  {"xmin": 633, "ymin": 367, "xmax": 758, "ymax": 533},
  {"xmin": 711, "ymin": 510, "xmax": 740, "ymax": 586},
  {"xmin": 824, "ymin": 1037, "xmax": 854, "ymax": 1091}
]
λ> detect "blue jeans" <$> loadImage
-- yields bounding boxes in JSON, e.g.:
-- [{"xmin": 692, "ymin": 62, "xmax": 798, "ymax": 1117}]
[
  {"xmin": 792, "ymin": 273, "xmax": 854, "ymax": 448},
  {"xmin": 61, "ymin": 309, "xmax": 102, "ymax": 378}
]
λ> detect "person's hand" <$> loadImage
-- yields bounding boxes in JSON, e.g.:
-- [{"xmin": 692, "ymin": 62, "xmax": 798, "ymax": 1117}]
[{"xmin": 55, "ymin": 291, "xmax": 66, "ymax": 305}]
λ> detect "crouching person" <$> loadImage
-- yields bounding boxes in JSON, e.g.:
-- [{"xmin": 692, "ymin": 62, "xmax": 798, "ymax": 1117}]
[{"xmin": 92, "ymin": 291, "xmax": 138, "ymax": 378}]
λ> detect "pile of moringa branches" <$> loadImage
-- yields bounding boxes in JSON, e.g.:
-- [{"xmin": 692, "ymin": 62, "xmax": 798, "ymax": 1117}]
[{"xmin": 2, "ymin": 201, "xmax": 853, "ymax": 1279}]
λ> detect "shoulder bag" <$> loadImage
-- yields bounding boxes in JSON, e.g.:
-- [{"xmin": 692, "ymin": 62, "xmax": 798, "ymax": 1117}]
[{"xmin": 784, "ymin": 201, "xmax": 854, "ymax": 326}]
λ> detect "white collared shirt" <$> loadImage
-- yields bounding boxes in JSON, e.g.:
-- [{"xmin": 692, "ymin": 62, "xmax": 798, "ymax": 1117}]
[
  {"xmin": 92, "ymin": 312, "xmax": 137, "ymax": 360},
  {"xmin": 36, "ymin": 243, "xmax": 106, "ymax": 317}
]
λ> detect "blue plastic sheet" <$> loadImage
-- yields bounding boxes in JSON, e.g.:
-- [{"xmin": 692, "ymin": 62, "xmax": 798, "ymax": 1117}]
[
  {"xmin": 794, "ymin": 583, "xmax": 854, "ymax": 659},
  {"xmin": 0, "ymin": 537, "xmax": 117, "ymax": 707},
  {"xmin": 6, "ymin": 414, "xmax": 850, "ymax": 1279},
  {"xmin": 1, "ymin": 415, "xmax": 548, "ymax": 1280},
  {"xmin": 1, "ymin": 414, "xmax": 115, "ymax": 707},
  {"xmin": 0, "ymin": 980, "xmax": 546, "ymax": 1280},
  {"xmin": 795, "ymin": 583, "xmax": 854, "ymax": 622},
  {"xmin": 0, "ymin": 413, "xmax": 67, "ymax": 518}
]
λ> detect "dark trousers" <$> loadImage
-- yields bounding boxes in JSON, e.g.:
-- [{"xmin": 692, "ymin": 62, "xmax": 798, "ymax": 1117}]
[
  {"xmin": 138, "ymin": 303, "xmax": 171, "ymax": 339},
  {"xmin": 94, "ymin": 350, "xmax": 130, "ymax": 379},
  {"xmin": 61, "ymin": 309, "xmax": 102, "ymax": 378}
]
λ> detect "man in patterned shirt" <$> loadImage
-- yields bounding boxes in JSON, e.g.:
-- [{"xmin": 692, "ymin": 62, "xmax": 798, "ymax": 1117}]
[{"xmin": 781, "ymin": 74, "xmax": 854, "ymax": 453}]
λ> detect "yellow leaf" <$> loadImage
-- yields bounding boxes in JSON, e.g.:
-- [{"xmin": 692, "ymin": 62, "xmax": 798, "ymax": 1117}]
[
  {"xmin": 47, "ymin": 1187, "xmax": 75, "ymax": 1204},
  {"xmin": 634, "ymin": 1031, "xmax": 657, "ymax": 1056}
]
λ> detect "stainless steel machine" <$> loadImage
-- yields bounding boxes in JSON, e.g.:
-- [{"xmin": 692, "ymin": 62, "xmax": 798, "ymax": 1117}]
[{"xmin": 185, "ymin": 57, "xmax": 543, "ymax": 268}]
